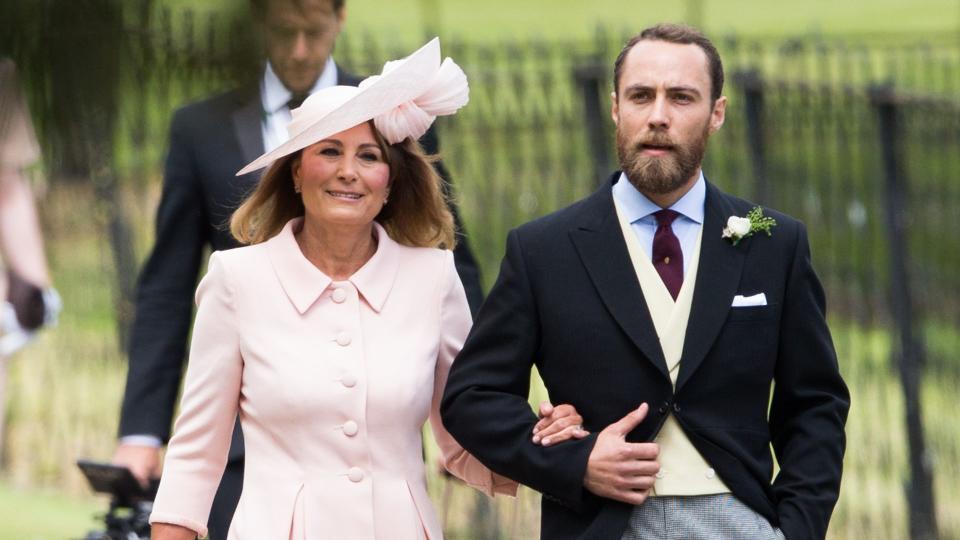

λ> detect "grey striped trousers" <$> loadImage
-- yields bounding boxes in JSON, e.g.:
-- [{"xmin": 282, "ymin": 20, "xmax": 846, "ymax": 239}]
[{"xmin": 620, "ymin": 494, "xmax": 786, "ymax": 540}]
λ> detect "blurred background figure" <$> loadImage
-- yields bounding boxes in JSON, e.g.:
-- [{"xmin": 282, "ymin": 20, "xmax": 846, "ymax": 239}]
[{"xmin": 0, "ymin": 57, "xmax": 60, "ymax": 454}]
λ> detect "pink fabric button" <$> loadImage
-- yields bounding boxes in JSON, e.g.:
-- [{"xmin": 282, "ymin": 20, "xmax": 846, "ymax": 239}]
[
  {"xmin": 336, "ymin": 331, "xmax": 352, "ymax": 346},
  {"xmin": 342, "ymin": 420, "xmax": 359, "ymax": 437},
  {"xmin": 347, "ymin": 467, "xmax": 364, "ymax": 482},
  {"xmin": 340, "ymin": 374, "xmax": 357, "ymax": 388},
  {"xmin": 332, "ymin": 288, "xmax": 347, "ymax": 303}
]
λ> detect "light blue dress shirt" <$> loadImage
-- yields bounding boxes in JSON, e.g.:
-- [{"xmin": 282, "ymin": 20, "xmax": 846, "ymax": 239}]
[{"xmin": 611, "ymin": 171, "xmax": 706, "ymax": 278}]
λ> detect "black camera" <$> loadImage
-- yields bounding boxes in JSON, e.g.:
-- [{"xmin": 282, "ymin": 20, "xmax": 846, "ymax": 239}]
[{"xmin": 76, "ymin": 459, "xmax": 158, "ymax": 540}]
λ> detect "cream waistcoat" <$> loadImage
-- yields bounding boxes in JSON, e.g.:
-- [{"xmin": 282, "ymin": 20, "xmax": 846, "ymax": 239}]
[{"xmin": 614, "ymin": 200, "xmax": 730, "ymax": 496}]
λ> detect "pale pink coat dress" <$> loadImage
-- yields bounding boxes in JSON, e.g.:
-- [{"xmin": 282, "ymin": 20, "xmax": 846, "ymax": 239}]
[{"xmin": 149, "ymin": 218, "xmax": 516, "ymax": 539}]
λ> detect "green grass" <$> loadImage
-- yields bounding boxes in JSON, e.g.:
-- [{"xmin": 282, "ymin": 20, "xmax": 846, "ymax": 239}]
[
  {"xmin": 161, "ymin": 0, "xmax": 960, "ymax": 42},
  {"xmin": 0, "ymin": 481, "xmax": 101, "ymax": 540}
]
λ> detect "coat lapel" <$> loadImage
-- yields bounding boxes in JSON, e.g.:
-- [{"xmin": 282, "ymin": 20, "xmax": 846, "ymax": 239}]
[
  {"xmin": 569, "ymin": 180, "xmax": 670, "ymax": 380},
  {"xmin": 676, "ymin": 182, "xmax": 747, "ymax": 390},
  {"xmin": 336, "ymin": 66, "xmax": 363, "ymax": 87},
  {"xmin": 232, "ymin": 85, "xmax": 265, "ymax": 170}
]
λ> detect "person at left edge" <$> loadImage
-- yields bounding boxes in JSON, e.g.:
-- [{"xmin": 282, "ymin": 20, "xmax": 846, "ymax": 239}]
[
  {"xmin": 113, "ymin": 2, "xmax": 487, "ymax": 538},
  {"xmin": 0, "ymin": 56, "xmax": 62, "ymax": 452},
  {"xmin": 147, "ymin": 38, "xmax": 586, "ymax": 540}
]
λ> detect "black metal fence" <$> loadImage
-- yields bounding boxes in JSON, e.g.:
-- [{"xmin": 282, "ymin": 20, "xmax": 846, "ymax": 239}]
[{"xmin": 2, "ymin": 3, "xmax": 959, "ymax": 538}]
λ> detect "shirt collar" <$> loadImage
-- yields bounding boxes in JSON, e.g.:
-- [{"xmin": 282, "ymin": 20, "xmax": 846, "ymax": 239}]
[
  {"xmin": 612, "ymin": 170, "xmax": 706, "ymax": 225},
  {"xmin": 261, "ymin": 57, "xmax": 339, "ymax": 115},
  {"xmin": 266, "ymin": 218, "xmax": 400, "ymax": 314}
]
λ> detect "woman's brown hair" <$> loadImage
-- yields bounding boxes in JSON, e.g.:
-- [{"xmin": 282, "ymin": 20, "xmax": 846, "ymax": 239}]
[{"xmin": 230, "ymin": 122, "xmax": 456, "ymax": 249}]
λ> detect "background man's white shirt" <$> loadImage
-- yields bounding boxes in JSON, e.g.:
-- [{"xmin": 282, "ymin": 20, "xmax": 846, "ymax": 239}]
[{"xmin": 261, "ymin": 57, "xmax": 338, "ymax": 152}]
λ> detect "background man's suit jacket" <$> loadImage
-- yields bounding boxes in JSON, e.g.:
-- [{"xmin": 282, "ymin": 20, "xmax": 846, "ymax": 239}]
[
  {"xmin": 119, "ymin": 67, "xmax": 485, "ymax": 461},
  {"xmin": 442, "ymin": 174, "xmax": 850, "ymax": 540}
]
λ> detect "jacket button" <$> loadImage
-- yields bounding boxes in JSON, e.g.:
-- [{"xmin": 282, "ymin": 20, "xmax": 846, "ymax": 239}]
[
  {"xmin": 332, "ymin": 288, "xmax": 347, "ymax": 303},
  {"xmin": 672, "ymin": 403, "xmax": 681, "ymax": 413},
  {"xmin": 658, "ymin": 402, "xmax": 669, "ymax": 415},
  {"xmin": 336, "ymin": 331, "xmax": 352, "ymax": 346},
  {"xmin": 342, "ymin": 420, "xmax": 359, "ymax": 437},
  {"xmin": 341, "ymin": 374, "xmax": 357, "ymax": 388},
  {"xmin": 347, "ymin": 467, "xmax": 364, "ymax": 482}
]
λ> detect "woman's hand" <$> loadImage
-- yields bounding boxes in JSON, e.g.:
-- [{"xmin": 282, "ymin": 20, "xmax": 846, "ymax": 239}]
[{"xmin": 532, "ymin": 401, "xmax": 590, "ymax": 446}]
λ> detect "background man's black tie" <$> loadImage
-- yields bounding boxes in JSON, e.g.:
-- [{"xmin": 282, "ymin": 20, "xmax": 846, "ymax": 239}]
[{"xmin": 287, "ymin": 93, "xmax": 308, "ymax": 110}]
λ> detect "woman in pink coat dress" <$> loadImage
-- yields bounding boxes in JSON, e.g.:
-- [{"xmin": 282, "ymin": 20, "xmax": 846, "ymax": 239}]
[{"xmin": 148, "ymin": 39, "xmax": 586, "ymax": 540}]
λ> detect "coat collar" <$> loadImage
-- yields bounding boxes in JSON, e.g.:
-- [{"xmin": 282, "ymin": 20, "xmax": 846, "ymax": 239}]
[
  {"xmin": 231, "ymin": 84, "xmax": 265, "ymax": 173},
  {"xmin": 265, "ymin": 218, "xmax": 400, "ymax": 314}
]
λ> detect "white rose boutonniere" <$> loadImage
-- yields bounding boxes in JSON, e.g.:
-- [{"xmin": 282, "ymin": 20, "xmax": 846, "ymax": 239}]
[{"xmin": 722, "ymin": 206, "xmax": 777, "ymax": 246}]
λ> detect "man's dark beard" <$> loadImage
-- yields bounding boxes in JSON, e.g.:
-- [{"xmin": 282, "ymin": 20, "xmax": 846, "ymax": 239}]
[{"xmin": 617, "ymin": 123, "xmax": 709, "ymax": 196}]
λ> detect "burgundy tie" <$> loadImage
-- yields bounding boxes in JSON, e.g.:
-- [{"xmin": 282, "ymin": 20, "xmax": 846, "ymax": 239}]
[{"xmin": 652, "ymin": 209, "xmax": 683, "ymax": 300}]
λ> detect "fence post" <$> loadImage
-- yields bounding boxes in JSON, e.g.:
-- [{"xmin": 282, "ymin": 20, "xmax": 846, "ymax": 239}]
[
  {"xmin": 573, "ymin": 59, "xmax": 612, "ymax": 185},
  {"xmin": 871, "ymin": 83, "xmax": 939, "ymax": 540},
  {"xmin": 735, "ymin": 70, "xmax": 770, "ymax": 204}
]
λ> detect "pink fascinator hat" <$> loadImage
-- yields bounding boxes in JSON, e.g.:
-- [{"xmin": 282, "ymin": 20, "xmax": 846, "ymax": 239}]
[{"xmin": 236, "ymin": 37, "xmax": 469, "ymax": 176}]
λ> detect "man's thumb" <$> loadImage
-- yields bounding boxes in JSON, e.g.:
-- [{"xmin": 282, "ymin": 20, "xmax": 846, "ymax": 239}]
[
  {"xmin": 538, "ymin": 400, "xmax": 554, "ymax": 418},
  {"xmin": 607, "ymin": 403, "xmax": 648, "ymax": 437}
]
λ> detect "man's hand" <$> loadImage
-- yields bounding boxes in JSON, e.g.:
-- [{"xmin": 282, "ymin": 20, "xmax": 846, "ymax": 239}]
[
  {"xmin": 532, "ymin": 401, "xmax": 589, "ymax": 446},
  {"xmin": 112, "ymin": 443, "xmax": 161, "ymax": 487},
  {"xmin": 583, "ymin": 403, "xmax": 659, "ymax": 505}
]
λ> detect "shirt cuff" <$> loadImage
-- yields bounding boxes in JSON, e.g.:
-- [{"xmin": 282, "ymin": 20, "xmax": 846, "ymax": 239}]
[{"xmin": 119, "ymin": 435, "xmax": 163, "ymax": 448}]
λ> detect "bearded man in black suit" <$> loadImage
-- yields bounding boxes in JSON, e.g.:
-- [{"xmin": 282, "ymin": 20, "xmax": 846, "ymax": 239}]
[
  {"xmin": 442, "ymin": 24, "xmax": 849, "ymax": 540},
  {"xmin": 112, "ymin": 2, "xmax": 484, "ymax": 538}
]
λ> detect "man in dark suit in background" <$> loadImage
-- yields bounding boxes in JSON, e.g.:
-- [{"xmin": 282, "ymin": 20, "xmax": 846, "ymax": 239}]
[
  {"xmin": 112, "ymin": 1, "xmax": 484, "ymax": 538},
  {"xmin": 442, "ymin": 24, "xmax": 849, "ymax": 540}
]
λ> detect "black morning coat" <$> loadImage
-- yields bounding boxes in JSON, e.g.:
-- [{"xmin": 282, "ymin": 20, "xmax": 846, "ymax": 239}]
[{"xmin": 442, "ymin": 174, "xmax": 850, "ymax": 540}]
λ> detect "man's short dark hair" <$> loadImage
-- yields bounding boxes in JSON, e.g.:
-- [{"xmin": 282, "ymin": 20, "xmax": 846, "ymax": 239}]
[
  {"xmin": 613, "ymin": 23, "xmax": 724, "ymax": 103},
  {"xmin": 250, "ymin": 0, "xmax": 345, "ymax": 16}
]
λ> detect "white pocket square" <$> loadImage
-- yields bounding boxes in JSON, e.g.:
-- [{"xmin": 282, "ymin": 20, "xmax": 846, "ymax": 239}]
[{"xmin": 732, "ymin": 293, "xmax": 767, "ymax": 307}]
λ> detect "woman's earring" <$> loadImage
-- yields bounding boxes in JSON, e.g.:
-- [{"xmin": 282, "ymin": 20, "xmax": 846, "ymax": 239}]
[{"xmin": 294, "ymin": 184, "xmax": 302, "ymax": 194}]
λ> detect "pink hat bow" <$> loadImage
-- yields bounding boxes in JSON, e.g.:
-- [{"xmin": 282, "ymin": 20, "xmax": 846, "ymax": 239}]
[{"xmin": 363, "ymin": 57, "xmax": 470, "ymax": 144}]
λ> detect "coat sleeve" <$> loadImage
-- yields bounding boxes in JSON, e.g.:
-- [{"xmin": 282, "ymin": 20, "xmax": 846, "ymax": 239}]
[
  {"xmin": 149, "ymin": 252, "xmax": 242, "ymax": 537},
  {"xmin": 441, "ymin": 230, "xmax": 598, "ymax": 510},
  {"xmin": 118, "ymin": 107, "xmax": 210, "ymax": 442},
  {"xmin": 429, "ymin": 251, "xmax": 517, "ymax": 497},
  {"xmin": 0, "ymin": 58, "xmax": 40, "ymax": 170},
  {"xmin": 769, "ymin": 222, "xmax": 850, "ymax": 540}
]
